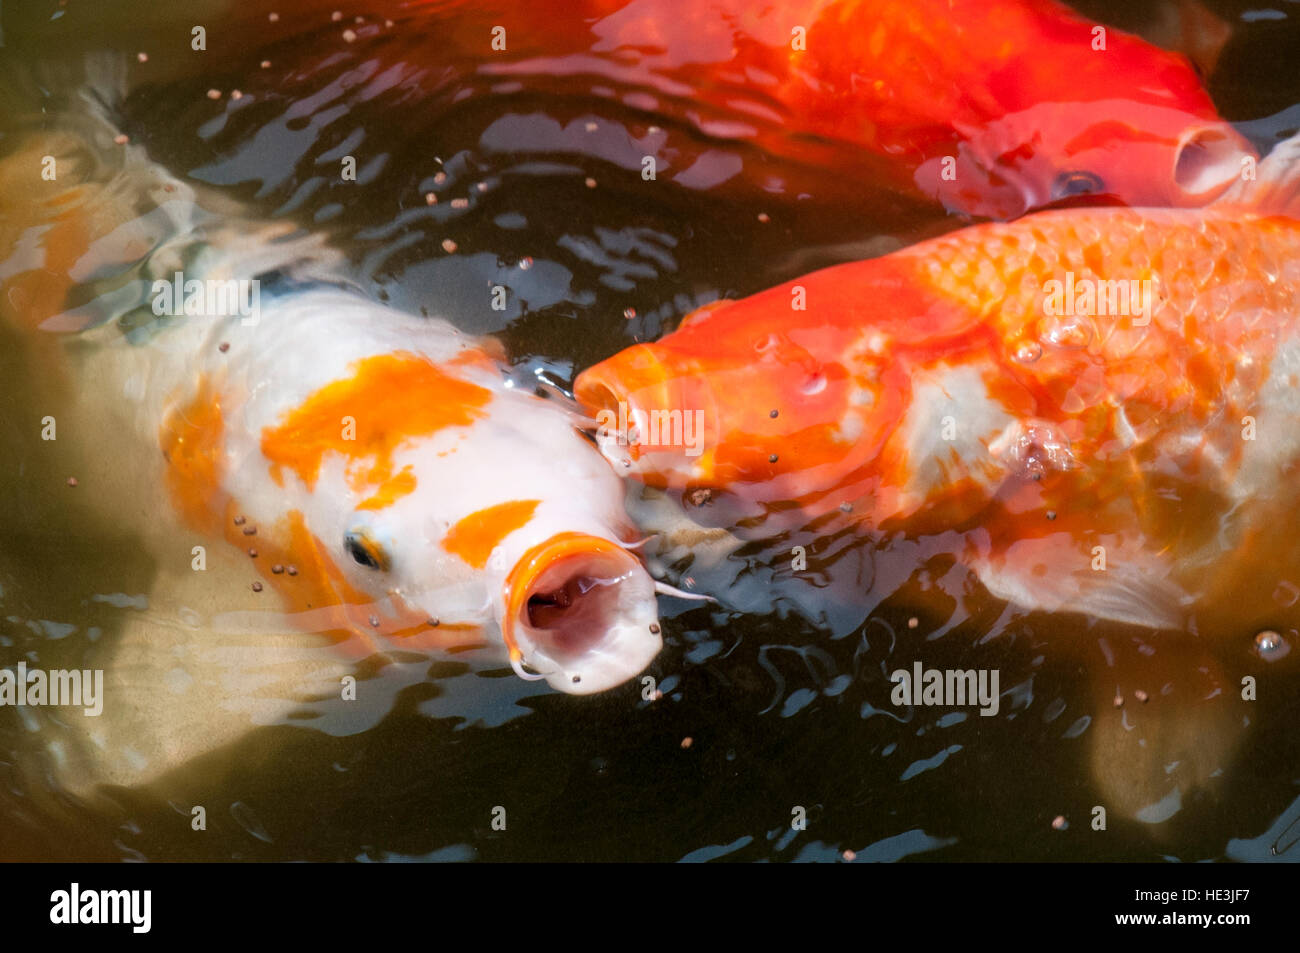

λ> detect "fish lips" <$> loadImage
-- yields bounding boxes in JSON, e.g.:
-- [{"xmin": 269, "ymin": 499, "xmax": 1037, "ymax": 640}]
[{"xmin": 501, "ymin": 533, "xmax": 661, "ymax": 694}]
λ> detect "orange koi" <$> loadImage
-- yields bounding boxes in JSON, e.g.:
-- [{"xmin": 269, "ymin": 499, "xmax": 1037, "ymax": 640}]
[{"xmin": 577, "ymin": 132, "xmax": 1300, "ymax": 632}]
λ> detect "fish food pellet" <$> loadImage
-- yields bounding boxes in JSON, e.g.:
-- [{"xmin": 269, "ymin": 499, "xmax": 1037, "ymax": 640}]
[
  {"xmin": 649, "ymin": 623, "xmax": 661, "ymax": 635},
  {"xmin": 287, "ymin": 566, "xmax": 298, "ymax": 576},
  {"xmin": 680, "ymin": 737, "xmax": 693, "ymax": 749},
  {"xmin": 233, "ymin": 515, "xmax": 245, "ymax": 525},
  {"xmin": 251, "ymin": 581, "xmax": 263, "ymax": 592},
  {"xmin": 219, "ymin": 341, "xmax": 230, "ymax": 352},
  {"xmin": 272, "ymin": 564, "xmax": 284, "ymax": 574},
  {"xmin": 66, "ymin": 477, "xmax": 78, "ymax": 487},
  {"xmin": 242, "ymin": 525, "xmax": 257, "ymax": 536},
  {"xmin": 1134, "ymin": 689, "xmax": 1149, "ymax": 703},
  {"xmin": 248, "ymin": 548, "xmax": 258, "ymax": 558}
]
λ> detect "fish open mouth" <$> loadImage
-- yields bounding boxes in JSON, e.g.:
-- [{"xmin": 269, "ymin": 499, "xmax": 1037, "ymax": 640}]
[
  {"xmin": 501, "ymin": 533, "xmax": 661, "ymax": 694},
  {"xmin": 1174, "ymin": 124, "xmax": 1251, "ymax": 202}
]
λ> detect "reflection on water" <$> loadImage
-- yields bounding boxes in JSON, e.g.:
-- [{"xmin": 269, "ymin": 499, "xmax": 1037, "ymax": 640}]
[{"xmin": 2, "ymin": 0, "xmax": 1300, "ymax": 861}]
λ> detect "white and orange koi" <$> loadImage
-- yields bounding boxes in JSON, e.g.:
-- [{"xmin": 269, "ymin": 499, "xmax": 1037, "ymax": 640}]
[
  {"xmin": 150, "ymin": 289, "xmax": 662, "ymax": 694},
  {"xmin": 0, "ymin": 71, "xmax": 662, "ymax": 698}
]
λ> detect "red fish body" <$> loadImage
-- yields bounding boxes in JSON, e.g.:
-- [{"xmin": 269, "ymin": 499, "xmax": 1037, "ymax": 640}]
[
  {"xmin": 180, "ymin": 0, "xmax": 1251, "ymax": 219},
  {"xmin": 577, "ymin": 135, "xmax": 1300, "ymax": 633}
]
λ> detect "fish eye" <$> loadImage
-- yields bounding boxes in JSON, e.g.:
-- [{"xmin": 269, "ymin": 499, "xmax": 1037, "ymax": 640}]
[
  {"xmin": 1052, "ymin": 170, "xmax": 1105, "ymax": 199},
  {"xmin": 344, "ymin": 531, "xmax": 390, "ymax": 571}
]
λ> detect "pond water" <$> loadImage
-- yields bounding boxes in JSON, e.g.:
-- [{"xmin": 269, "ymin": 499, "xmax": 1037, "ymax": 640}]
[{"xmin": 1, "ymin": 0, "xmax": 1299, "ymax": 862}]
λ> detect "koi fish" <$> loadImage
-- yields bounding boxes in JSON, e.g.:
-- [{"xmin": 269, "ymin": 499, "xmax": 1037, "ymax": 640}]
[
  {"xmin": 151, "ymin": 289, "xmax": 663, "ymax": 695},
  {"xmin": 0, "ymin": 67, "xmax": 662, "ymax": 699},
  {"xmin": 576, "ymin": 132, "xmax": 1300, "ymax": 635},
  {"xmin": 137, "ymin": 0, "xmax": 1252, "ymax": 220}
]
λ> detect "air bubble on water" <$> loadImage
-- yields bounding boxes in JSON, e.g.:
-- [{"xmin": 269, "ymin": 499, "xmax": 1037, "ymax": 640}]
[
  {"xmin": 1042, "ymin": 316, "xmax": 1092, "ymax": 349},
  {"xmin": 1013, "ymin": 340, "xmax": 1042, "ymax": 364},
  {"xmin": 990, "ymin": 420, "xmax": 1074, "ymax": 480},
  {"xmin": 519, "ymin": 256, "xmax": 533, "ymax": 270},
  {"xmin": 801, "ymin": 372, "xmax": 827, "ymax": 396},
  {"xmin": 623, "ymin": 307, "xmax": 636, "ymax": 320},
  {"xmin": 1254, "ymin": 629, "xmax": 1291, "ymax": 662}
]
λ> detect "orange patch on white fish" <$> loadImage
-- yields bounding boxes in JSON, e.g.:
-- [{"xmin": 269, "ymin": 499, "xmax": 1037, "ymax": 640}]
[
  {"xmin": 357, "ymin": 465, "xmax": 418, "ymax": 511},
  {"xmin": 260, "ymin": 352, "xmax": 491, "ymax": 492},
  {"xmin": 244, "ymin": 508, "xmax": 478, "ymax": 656},
  {"xmin": 160, "ymin": 375, "xmax": 228, "ymax": 534},
  {"xmin": 443, "ymin": 499, "xmax": 541, "ymax": 568},
  {"xmin": 160, "ymin": 376, "xmax": 476, "ymax": 654}
]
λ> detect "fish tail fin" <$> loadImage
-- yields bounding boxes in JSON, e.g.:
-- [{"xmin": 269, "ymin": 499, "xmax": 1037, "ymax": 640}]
[
  {"xmin": 1213, "ymin": 129, "xmax": 1300, "ymax": 218},
  {"xmin": 0, "ymin": 52, "xmax": 162, "ymax": 333},
  {"xmin": 0, "ymin": 49, "xmax": 132, "ymax": 150}
]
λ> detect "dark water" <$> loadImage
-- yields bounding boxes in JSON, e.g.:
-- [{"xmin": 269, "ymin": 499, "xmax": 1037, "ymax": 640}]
[{"xmin": 2, "ymin": 0, "xmax": 1300, "ymax": 862}]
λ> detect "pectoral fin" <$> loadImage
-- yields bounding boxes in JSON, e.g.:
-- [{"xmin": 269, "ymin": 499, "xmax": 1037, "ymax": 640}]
[{"xmin": 967, "ymin": 533, "xmax": 1191, "ymax": 631}]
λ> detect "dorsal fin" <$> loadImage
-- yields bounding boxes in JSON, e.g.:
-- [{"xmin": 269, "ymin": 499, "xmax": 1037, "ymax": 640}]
[{"xmin": 1214, "ymin": 130, "xmax": 1300, "ymax": 217}]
